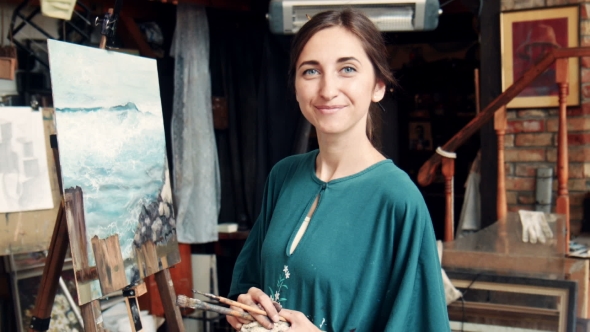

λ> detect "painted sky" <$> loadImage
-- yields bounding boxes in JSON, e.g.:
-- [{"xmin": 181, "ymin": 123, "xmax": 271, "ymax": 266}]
[{"xmin": 47, "ymin": 40, "xmax": 162, "ymax": 115}]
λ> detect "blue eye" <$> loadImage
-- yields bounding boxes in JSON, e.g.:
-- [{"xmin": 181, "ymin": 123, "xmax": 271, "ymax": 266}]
[
  {"xmin": 303, "ymin": 69, "xmax": 318, "ymax": 75},
  {"xmin": 342, "ymin": 67, "xmax": 356, "ymax": 74}
]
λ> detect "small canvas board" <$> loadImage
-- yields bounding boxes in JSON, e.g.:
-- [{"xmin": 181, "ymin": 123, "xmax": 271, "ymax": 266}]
[
  {"xmin": 0, "ymin": 107, "xmax": 54, "ymax": 213},
  {"xmin": 0, "ymin": 108, "xmax": 62, "ymax": 255}
]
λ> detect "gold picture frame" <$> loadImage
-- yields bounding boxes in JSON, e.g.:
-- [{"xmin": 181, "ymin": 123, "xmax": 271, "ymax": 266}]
[{"xmin": 501, "ymin": 6, "xmax": 579, "ymax": 108}]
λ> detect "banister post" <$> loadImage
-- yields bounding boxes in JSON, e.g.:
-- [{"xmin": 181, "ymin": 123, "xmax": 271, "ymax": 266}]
[
  {"xmin": 437, "ymin": 147, "xmax": 457, "ymax": 242},
  {"xmin": 495, "ymin": 105, "xmax": 507, "ymax": 221},
  {"xmin": 556, "ymin": 58, "xmax": 570, "ymax": 254}
]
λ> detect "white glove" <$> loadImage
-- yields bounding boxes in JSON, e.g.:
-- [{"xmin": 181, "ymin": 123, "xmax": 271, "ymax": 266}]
[{"xmin": 518, "ymin": 210, "xmax": 554, "ymax": 244}]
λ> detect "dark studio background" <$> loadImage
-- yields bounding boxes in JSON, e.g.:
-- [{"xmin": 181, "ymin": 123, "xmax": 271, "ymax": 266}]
[{"xmin": 199, "ymin": 0, "xmax": 483, "ymax": 298}]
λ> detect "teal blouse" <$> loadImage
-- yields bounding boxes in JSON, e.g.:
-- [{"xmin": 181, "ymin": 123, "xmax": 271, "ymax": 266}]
[{"xmin": 229, "ymin": 150, "xmax": 450, "ymax": 332}]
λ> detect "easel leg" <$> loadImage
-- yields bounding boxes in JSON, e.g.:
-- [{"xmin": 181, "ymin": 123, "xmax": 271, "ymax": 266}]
[
  {"xmin": 80, "ymin": 300, "xmax": 104, "ymax": 332},
  {"xmin": 123, "ymin": 283, "xmax": 147, "ymax": 332},
  {"xmin": 28, "ymin": 203, "xmax": 69, "ymax": 332},
  {"xmin": 155, "ymin": 269, "xmax": 185, "ymax": 332},
  {"xmin": 125, "ymin": 296, "xmax": 143, "ymax": 332}
]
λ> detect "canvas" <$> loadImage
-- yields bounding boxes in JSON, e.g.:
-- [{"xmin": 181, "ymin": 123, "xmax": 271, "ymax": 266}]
[
  {"xmin": 0, "ymin": 107, "xmax": 53, "ymax": 213},
  {"xmin": 48, "ymin": 40, "xmax": 180, "ymax": 304},
  {"xmin": 0, "ymin": 108, "xmax": 62, "ymax": 255}
]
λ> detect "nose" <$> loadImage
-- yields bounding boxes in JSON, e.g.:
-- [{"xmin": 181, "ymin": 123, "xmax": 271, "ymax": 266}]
[{"xmin": 319, "ymin": 73, "xmax": 338, "ymax": 100}]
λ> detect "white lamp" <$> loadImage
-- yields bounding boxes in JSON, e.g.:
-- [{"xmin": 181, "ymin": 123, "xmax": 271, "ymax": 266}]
[{"xmin": 267, "ymin": 0, "xmax": 442, "ymax": 34}]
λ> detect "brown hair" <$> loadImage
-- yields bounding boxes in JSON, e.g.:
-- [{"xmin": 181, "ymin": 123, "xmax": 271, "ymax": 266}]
[{"xmin": 289, "ymin": 9, "xmax": 396, "ymax": 146}]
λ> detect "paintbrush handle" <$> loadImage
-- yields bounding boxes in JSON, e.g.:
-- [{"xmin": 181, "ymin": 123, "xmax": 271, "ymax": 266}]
[
  {"xmin": 198, "ymin": 300, "xmax": 255, "ymax": 321},
  {"xmin": 177, "ymin": 295, "xmax": 254, "ymax": 321},
  {"xmin": 218, "ymin": 297, "xmax": 266, "ymax": 315},
  {"xmin": 217, "ymin": 297, "xmax": 288, "ymax": 322}
]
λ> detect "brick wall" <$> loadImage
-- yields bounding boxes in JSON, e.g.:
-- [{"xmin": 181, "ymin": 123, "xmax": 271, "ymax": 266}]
[{"xmin": 501, "ymin": 1, "xmax": 590, "ymax": 234}]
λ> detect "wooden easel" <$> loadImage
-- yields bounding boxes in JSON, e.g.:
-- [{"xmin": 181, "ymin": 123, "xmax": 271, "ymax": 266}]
[{"xmin": 27, "ymin": 6, "xmax": 185, "ymax": 332}]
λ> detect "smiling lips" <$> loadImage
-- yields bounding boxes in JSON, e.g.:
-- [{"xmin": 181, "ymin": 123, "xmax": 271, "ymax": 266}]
[{"xmin": 315, "ymin": 105, "xmax": 347, "ymax": 114}]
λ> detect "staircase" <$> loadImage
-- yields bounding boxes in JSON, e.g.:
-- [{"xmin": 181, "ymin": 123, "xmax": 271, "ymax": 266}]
[{"xmin": 417, "ymin": 47, "xmax": 590, "ymax": 253}]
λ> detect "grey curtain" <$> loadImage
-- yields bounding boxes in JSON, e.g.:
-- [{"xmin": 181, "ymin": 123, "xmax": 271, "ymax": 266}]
[{"xmin": 170, "ymin": 3, "xmax": 220, "ymax": 243}]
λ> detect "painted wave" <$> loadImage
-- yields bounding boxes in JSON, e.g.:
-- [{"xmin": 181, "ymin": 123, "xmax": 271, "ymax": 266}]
[
  {"xmin": 55, "ymin": 102, "xmax": 166, "ymax": 265},
  {"xmin": 58, "ymin": 102, "xmax": 141, "ymax": 114}
]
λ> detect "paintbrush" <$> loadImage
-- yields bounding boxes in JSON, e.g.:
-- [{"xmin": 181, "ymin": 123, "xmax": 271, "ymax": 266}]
[
  {"xmin": 193, "ymin": 290, "xmax": 286, "ymax": 322},
  {"xmin": 177, "ymin": 295, "xmax": 255, "ymax": 321}
]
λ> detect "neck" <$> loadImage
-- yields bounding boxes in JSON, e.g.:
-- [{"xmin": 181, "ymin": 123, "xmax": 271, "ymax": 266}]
[{"xmin": 315, "ymin": 130, "xmax": 384, "ymax": 182}]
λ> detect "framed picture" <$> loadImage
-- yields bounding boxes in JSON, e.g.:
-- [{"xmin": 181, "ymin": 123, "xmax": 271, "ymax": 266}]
[
  {"xmin": 409, "ymin": 122, "xmax": 432, "ymax": 151},
  {"xmin": 501, "ymin": 6, "xmax": 579, "ymax": 108}
]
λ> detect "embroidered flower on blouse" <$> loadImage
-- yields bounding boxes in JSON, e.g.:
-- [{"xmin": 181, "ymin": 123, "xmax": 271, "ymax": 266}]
[{"xmin": 269, "ymin": 265, "xmax": 290, "ymax": 304}]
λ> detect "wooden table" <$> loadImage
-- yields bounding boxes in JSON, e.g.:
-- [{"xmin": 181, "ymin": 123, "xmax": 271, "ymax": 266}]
[{"xmin": 442, "ymin": 212, "xmax": 588, "ymax": 322}]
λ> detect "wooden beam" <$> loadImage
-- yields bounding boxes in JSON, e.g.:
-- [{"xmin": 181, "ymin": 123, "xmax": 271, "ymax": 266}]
[
  {"xmin": 80, "ymin": 300, "xmax": 105, "ymax": 332},
  {"xmin": 554, "ymin": 47, "xmax": 590, "ymax": 58},
  {"xmin": 64, "ymin": 187, "xmax": 94, "ymax": 283},
  {"xmin": 28, "ymin": 203, "xmax": 69, "ymax": 332},
  {"xmin": 155, "ymin": 269, "xmax": 185, "ymax": 332},
  {"xmin": 91, "ymin": 234, "xmax": 127, "ymax": 295}
]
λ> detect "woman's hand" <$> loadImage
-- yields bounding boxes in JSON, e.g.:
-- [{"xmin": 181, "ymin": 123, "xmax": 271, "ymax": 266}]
[
  {"xmin": 280, "ymin": 309, "xmax": 322, "ymax": 331},
  {"xmin": 226, "ymin": 287, "xmax": 280, "ymax": 331}
]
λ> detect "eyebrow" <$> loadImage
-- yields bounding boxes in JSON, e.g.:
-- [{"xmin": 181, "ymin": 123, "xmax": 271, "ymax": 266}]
[{"xmin": 297, "ymin": 57, "xmax": 361, "ymax": 69}]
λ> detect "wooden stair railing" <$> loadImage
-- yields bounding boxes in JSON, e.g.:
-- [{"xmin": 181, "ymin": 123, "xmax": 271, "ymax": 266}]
[
  {"xmin": 417, "ymin": 47, "xmax": 590, "ymax": 248},
  {"xmin": 437, "ymin": 148, "xmax": 457, "ymax": 242},
  {"xmin": 494, "ymin": 105, "xmax": 507, "ymax": 222},
  {"xmin": 556, "ymin": 58, "xmax": 570, "ymax": 249}
]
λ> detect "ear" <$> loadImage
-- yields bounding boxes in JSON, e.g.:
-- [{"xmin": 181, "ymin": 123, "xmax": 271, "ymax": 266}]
[{"xmin": 371, "ymin": 80, "xmax": 386, "ymax": 103}]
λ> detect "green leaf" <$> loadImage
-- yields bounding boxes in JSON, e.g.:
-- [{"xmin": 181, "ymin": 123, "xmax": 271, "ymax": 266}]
[
  {"xmin": 281, "ymin": 285, "xmax": 288, "ymax": 289},
  {"xmin": 279, "ymin": 298, "xmax": 287, "ymax": 302},
  {"xmin": 268, "ymin": 287, "xmax": 274, "ymax": 295}
]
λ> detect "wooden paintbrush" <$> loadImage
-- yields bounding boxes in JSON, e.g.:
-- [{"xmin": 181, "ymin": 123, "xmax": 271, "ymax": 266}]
[
  {"xmin": 177, "ymin": 295, "xmax": 255, "ymax": 321},
  {"xmin": 193, "ymin": 290, "xmax": 287, "ymax": 322}
]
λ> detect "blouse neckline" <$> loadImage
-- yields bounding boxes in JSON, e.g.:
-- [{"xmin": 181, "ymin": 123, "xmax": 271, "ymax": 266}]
[{"xmin": 308, "ymin": 149, "xmax": 392, "ymax": 186}]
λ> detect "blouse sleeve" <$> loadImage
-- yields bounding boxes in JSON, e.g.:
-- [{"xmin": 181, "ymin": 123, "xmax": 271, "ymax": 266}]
[
  {"xmin": 227, "ymin": 172, "xmax": 276, "ymax": 300},
  {"xmin": 383, "ymin": 199, "xmax": 450, "ymax": 332}
]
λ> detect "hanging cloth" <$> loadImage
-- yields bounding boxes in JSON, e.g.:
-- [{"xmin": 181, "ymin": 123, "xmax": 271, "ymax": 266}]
[{"xmin": 170, "ymin": 3, "xmax": 220, "ymax": 243}]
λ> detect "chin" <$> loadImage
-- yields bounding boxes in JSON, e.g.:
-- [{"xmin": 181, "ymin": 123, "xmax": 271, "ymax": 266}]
[{"xmin": 313, "ymin": 123, "xmax": 341, "ymax": 134}]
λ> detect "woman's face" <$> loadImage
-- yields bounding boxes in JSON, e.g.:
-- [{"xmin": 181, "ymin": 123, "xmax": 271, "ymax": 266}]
[{"xmin": 295, "ymin": 26, "xmax": 385, "ymax": 139}]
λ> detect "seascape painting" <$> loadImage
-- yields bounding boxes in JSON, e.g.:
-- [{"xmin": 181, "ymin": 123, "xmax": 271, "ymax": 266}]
[
  {"xmin": 48, "ymin": 40, "xmax": 180, "ymax": 304},
  {"xmin": 0, "ymin": 107, "xmax": 53, "ymax": 213}
]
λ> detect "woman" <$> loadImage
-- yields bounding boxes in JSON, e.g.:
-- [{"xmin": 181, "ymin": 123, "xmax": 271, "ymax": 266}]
[{"xmin": 227, "ymin": 9, "xmax": 449, "ymax": 332}]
